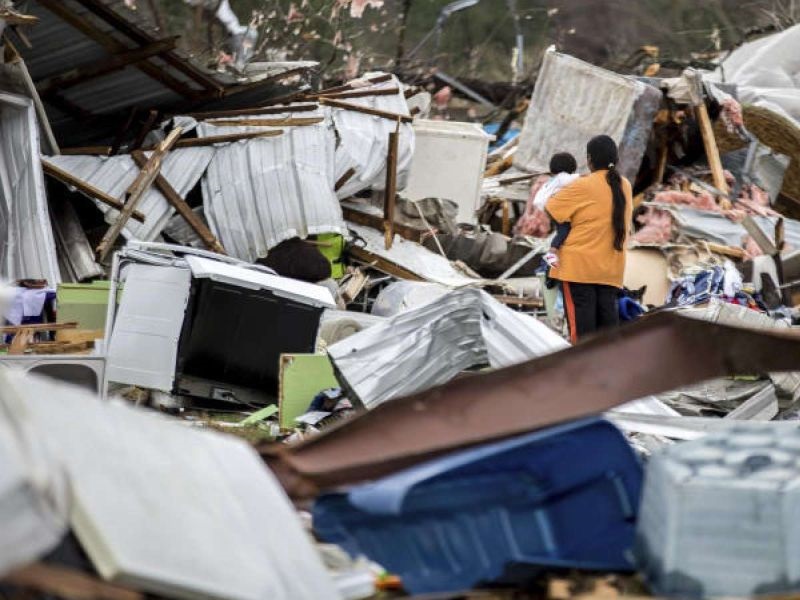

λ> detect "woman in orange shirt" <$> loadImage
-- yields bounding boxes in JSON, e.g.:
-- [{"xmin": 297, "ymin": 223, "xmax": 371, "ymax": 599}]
[{"xmin": 545, "ymin": 135, "xmax": 633, "ymax": 343}]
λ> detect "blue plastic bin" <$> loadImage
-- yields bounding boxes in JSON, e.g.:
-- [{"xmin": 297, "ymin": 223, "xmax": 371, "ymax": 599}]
[{"xmin": 313, "ymin": 417, "xmax": 642, "ymax": 594}]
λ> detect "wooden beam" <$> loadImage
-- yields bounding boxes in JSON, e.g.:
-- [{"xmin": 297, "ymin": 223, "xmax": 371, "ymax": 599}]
[
  {"xmin": 96, "ymin": 128, "xmax": 182, "ymax": 261},
  {"xmin": 36, "ymin": 0, "xmax": 201, "ymax": 100},
  {"xmin": 60, "ymin": 146, "xmax": 112, "ymax": 156},
  {"xmin": 319, "ymin": 97, "xmax": 413, "ymax": 123},
  {"xmin": 685, "ymin": 70, "xmax": 729, "ymax": 199},
  {"xmin": 131, "ymin": 150, "xmax": 226, "ymax": 254},
  {"xmin": 312, "ymin": 73, "xmax": 393, "ymax": 96},
  {"xmin": 335, "ymin": 168, "xmax": 356, "ymax": 192},
  {"xmin": 0, "ymin": 322, "xmax": 78, "ymax": 334},
  {"xmin": 42, "ymin": 160, "xmax": 146, "ymax": 222},
  {"xmin": 0, "ymin": 7, "xmax": 39, "ymax": 26},
  {"xmin": 348, "ymin": 246, "xmax": 424, "ymax": 281},
  {"xmin": 221, "ymin": 66, "xmax": 314, "ymax": 98},
  {"xmin": 186, "ymin": 103, "xmax": 319, "ymax": 120},
  {"xmin": 342, "ymin": 205, "xmax": 425, "ymax": 243},
  {"xmin": 383, "ymin": 121, "xmax": 401, "ymax": 249},
  {"xmin": 142, "ymin": 129, "xmax": 284, "ymax": 150},
  {"xmin": 71, "ymin": 0, "xmax": 223, "ymax": 94},
  {"xmin": 205, "ymin": 116, "xmax": 324, "ymax": 128},
  {"xmin": 311, "ymin": 87, "xmax": 400, "ymax": 100},
  {"xmin": 37, "ymin": 37, "xmax": 178, "ymax": 95},
  {"xmin": 3, "ymin": 563, "xmax": 143, "ymax": 600}
]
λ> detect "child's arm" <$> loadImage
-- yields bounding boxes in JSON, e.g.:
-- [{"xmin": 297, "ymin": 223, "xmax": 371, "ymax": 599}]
[{"xmin": 550, "ymin": 222, "xmax": 571, "ymax": 249}]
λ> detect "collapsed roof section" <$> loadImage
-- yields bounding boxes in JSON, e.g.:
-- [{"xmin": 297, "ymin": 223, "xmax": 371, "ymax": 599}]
[{"xmin": 15, "ymin": 0, "xmax": 318, "ymax": 145}]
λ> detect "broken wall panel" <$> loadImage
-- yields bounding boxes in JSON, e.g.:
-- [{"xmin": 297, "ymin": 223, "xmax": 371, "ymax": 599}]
[
  {"xmin": 198, "ymin": 112, "xmax": 347, "ymax": 262},
  {"xmin": 43, "ymin": 148, "xmax": 214, "ymax": 243},
  {"xmin": 514, "ymin": 50, "xmax": 661, "ymax": 180},
  {"xmin": 0, "ymin": 92, "xmax": 60, "ymax": 285},
  {"xmin": 266, "ymin": 312, "xmax": 800, "ymax": 497},
  {"xmin": 329, "ymin": 74, "xmax": 415, "ymax": 199}
]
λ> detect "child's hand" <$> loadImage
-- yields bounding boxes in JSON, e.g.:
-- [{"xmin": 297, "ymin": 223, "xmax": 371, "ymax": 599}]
[{"xmin": 544, "ymin": 251, "xmax": 559, "ymax": 267}]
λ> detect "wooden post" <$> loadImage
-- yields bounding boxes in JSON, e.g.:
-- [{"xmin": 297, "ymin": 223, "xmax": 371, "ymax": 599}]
[
  {"xmin": 131, "ymin": 151, "xmax": 226, "ymax": 255},
  {"xmin": 685, "ymin": 69, "xmax": 729, "ymax": 203},
  {"xmin": 501, "ymin": 200, "xmax": 511, "ymax": 236},
  {"xmin": 383, "ymin": 119, "xmax": 401, "ymax": 250},
  {"xmin": 96, "ymin": 128, "xmax": 182, "ymax": 261}
]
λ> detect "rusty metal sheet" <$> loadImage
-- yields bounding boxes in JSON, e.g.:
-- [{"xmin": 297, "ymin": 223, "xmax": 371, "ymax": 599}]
[{"xmin": 262, "ymin": 311, "xmax": 800, "ymax": 498}]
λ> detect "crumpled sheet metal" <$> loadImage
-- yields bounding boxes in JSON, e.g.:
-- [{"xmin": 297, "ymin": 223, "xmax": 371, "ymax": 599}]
[
  {"xmin": 198, "ymin": 111, "xmax": 347, "ymax": 262},
  {"xmin": 513, "ymin": 49, "xmax": 661, "ymax": 180},
  {"xmin": 0, "ymin": 93, "xmax": 60, "ymax": 285},
  {"xmin": 264, "ymin": 311, "xmax": 800, "ymax": 498},
  {"xmin": 44, "ymin": 148, "xmax": 215, "ymax": 243},
  {"xmin": 328, "ymin": 287, "xmax": 568, "ymax": 409},
  {"xmin": 331, "ymin": 73, "xmax": 414, "ymax": 199}
]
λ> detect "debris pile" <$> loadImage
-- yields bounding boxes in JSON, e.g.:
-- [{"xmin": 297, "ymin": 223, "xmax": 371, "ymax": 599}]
[{"xmin": 4, "ymin": 3, "xmax": 800, "ymax": 599}]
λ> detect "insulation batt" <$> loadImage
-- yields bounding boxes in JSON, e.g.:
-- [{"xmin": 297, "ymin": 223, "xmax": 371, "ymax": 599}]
[{"xmin": 515, "ymin": 175, "xmax": 554, "ymax": 238}]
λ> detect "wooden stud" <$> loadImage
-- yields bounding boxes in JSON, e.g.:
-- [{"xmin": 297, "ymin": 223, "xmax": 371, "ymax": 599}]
[
  {"xmin": 96, "ymin": 128, "xmax": 182, "ymax": 261},
  {"xmin": 383, "ymin": 120, "xmax": 401, "ymax": 250},
  {"xmin": 60, "ymin": 146, "xmax": 113, "ymax": 156},
  {"xmin": 348, "ymin": 246, "xmax": 424, "ymax": 281},
  {"xmin": 205, "ymin": 116, "xmax": 324, "ymax": 128},
  {"xmin": 141, "ymin": 130, "xmax": 284, "ymax": 150},
  {"xmin": 319, "ymin": 97, "xmax": 413, "ymax": 123},
  {"xmin": 335, "ymin": 168, "xmax": 356, "ymax": 192},
  {"xmin": 310, "ymin": 73, "xmax": 393, "ymax": 96},
  {"xmin": 42, "ymin": 160, "xmax": 146, "ymax": 223},
  {"xmin": 685, "ymin": 70, "xmax": 729, "ymax": 199},
  {"xmin": 185, "ymin": 103, "xmax": 319, "ymax": 120},
  {"xmin": 131, "ymin": 150, "xmax": 226, "ymax": 254},
  {"xmin": 311, "ymin": 87, "xmax": 400, "ymax": 100},
  {"xmin": 654, "ymin": 143, "xmax": 668, "ymax": 185},
  {"xmin": 501, "ymin": 199, "xmax": 511, "ymax": 236},
  {"xmin": 342, "ymin": 205, "xmax": 425, "ymax": 243},
  {"xmin": 0, "ymin": 322, "xmax": 78, "ymax": 334}
]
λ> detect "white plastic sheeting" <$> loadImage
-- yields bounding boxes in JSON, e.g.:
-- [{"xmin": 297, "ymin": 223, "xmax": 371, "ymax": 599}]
[
  {"xmin": 331, "ymin": 73, "xmax": 415, "ymax": 199},
  {"xmin": 714, "ymin": 23, "xmax": 800, "ymax": 125},
  {"xmin": 0, "ymin": 92, "xmax": 60, "ymax": 284},
  {"xmin": 0, "ymin": 371, "xmax": 68, "ymax": 576},
  {"xmin": 0, "ymin": 369, "xmax": 339, "ymax": 599},
  {"xmin": 43, "ymin": 148, "xmax": 215, "ymax": 242},
  {"xmin": 198, "ymin": 110, "xmax": 347, "ymax": 262},
  {"xmin": 328, "ymin": 287, "xmax": 568, "ymax": 409},
  {"xmin": 514, "ymin": 49, "xmax": 661, "ymax": 180}
]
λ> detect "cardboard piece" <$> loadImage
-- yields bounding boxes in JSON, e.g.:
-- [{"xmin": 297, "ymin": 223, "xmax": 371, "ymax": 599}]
[{"xmin": 624, "ymin": 247, "xmax": 671, "ymax": 306}]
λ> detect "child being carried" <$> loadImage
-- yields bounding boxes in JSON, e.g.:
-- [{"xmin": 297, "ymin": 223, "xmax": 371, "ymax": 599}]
[{"xmin": 533, "ymin": 152, "xmax": 578, "ymax": 268}]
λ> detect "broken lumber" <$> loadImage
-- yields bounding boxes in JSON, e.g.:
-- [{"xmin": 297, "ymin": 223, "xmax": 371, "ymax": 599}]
[
  {"xmin": 142, "ymin": 130, "xmax": 284, "ymax": 150},
  {"xmin": 319, "ymin": 97, "xmax": 413, "ymax": 123},
  {"xmin": 685, "ymin": 69, "xmax": 729, "ymax": 199},
  {"xmin": 185, "ymin": 103, "xmax": 319, "ymax": 120},
  {"xmin": 205, "ymin": 116, "xmax": 324, "ymax": 128},
  {"xmin": 310, "ymin": 73, "xmax": 393, "ymax": 97},
  {"xmin": 42, "ymin": 160, "xmax": 146, "ymax": 223},
  {"xmin": 0, "ymin": 322, "xmax": 78, "ymax": 334},
  {"xmin": 348, "ymin": 246, "xmax": 424, "ymax": 281},
  {"xmin": 342, "ymin": 206, "xmax": 425, "ymax": 243},
  {"xmin": 60, "ymin": 146, "xmax": 113, "ymax": 156},
  {"xmin": 383, "ymin": 121, "xmax": 401, "ymax": 249},
  {"xmin": 311, "ymin": 87, "xmax": 400, "ymax": 100},
  {"xmin": 131, "ymin": 150, "xmax": 226, "ymax": 255},
  {"xmin": 335, "ymin": 168, "xmax": 356, "ymax": 192},
  {"xmin": 96, "ymin": 127, "xmax": 182, "ymax": 261}
]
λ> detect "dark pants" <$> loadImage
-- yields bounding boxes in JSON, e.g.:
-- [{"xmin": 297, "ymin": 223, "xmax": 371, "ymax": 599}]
[{"xmin": 561, "ymin": 282, "xmax": 619, "ymax": 343}]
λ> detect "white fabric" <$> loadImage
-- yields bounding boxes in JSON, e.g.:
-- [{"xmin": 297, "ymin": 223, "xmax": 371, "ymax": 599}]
[{"xmin": 533, "ymin": 172, "xmax": 578, "ymax": 211}]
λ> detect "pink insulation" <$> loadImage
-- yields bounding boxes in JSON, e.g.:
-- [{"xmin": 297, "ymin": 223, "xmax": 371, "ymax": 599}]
[
  {"xmin": 514, "ymin": 175, "xmax": 554, "ymax": 238},
  {"xmin": 632, "ymin": 207, "xmax": 674, "ymax": 244}
]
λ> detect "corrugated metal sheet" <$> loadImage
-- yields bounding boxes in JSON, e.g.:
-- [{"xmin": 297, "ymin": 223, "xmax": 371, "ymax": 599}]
[
  {"xmin": 514, "ymin": 49, "xmax": 661, "ymax": 180},
  {"xmin": 327, "ymin": 287, "xmax": 568, "ymax": 409},
  {"xmin": 330, "ymin": 74, "xmax": 414, "ymax": 199},
  {"xmin": 198, "ymin": 110, "xmax": 347, "ymax": 262},
  {"xmin": 0, "ymin": 92, "xmax": 60, "ymax": 285},
  {"xmin": 44, "ymin": 148, "xmax": 215, "ymax": 242}
]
